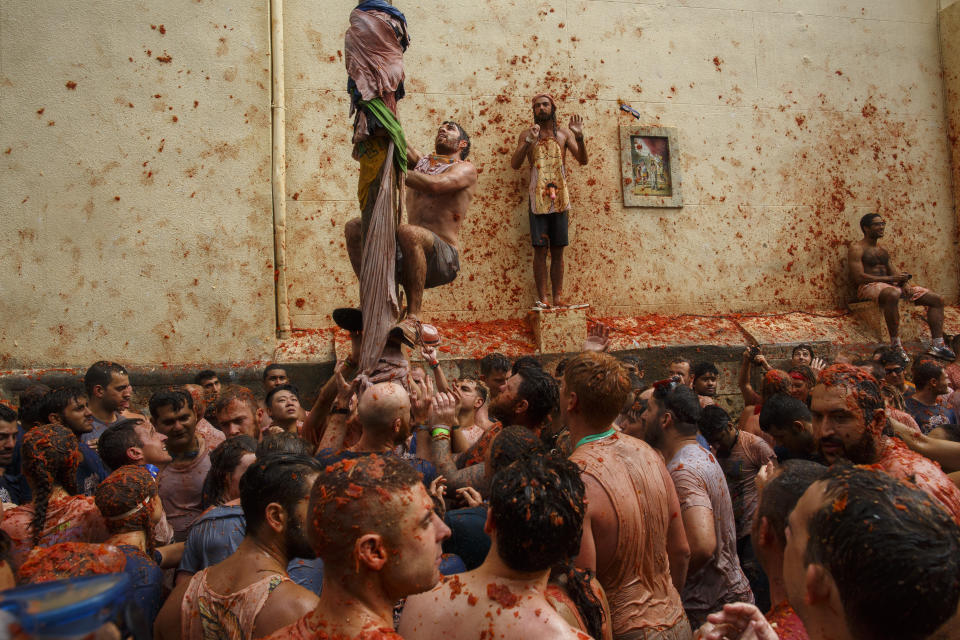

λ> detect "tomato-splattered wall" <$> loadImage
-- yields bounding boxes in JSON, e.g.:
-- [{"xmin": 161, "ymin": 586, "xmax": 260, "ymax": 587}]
[
  {"xmin": 286, "ymin": 0, "xmax": 959, "ymax": 331},
  {"xmin": 2, "ymin": 0, "xmax": 959, "ymax": 369},
  {"xmin": 0, "ymin": 0, "xmax": 276, "ymax": 368}
]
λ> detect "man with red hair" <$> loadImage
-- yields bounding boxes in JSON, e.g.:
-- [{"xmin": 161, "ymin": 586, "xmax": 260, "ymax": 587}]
[{"xmin": 510, "ymin": 93, "xmax": 588, "ymax": 308}]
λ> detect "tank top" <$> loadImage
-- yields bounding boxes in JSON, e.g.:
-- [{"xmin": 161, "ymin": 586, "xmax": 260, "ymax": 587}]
[
  {"xmin": 571, "ymin": 434, "xmax": 685, "ymax": 635},
  {"xmin": 529, "ymin": 136, "xmax": 570, "ymax": 214},
  {"xmin": 181, "ymin": 567, "xmax": 289, "ymax": 640}
]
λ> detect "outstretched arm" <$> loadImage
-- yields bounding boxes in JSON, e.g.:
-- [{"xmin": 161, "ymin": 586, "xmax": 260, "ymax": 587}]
[{"xmin": 405, "ymin": 162, "xmax": 478, "ymax": 194}]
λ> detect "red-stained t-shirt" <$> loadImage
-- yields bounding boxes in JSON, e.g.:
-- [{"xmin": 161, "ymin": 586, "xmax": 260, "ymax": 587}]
[
  {"xmin": 878, "ymin": 436, "xmax": 960, "ymax": 525},
  {"xmin": 0, "ymin": 494, "xmax": 108, "ymax": 570},
  {"xmin": 766, "ymin": 600, "xmax": 809, "ymax": 640},
  {"xmin": 262, "ymin": 609, "xmax": 403, "ymax": 640},
  {"xmin": 158, "ymin": 435, "xmax": 213, "ymax": 542},
  {"xmin": 715, "ymin": 431, "xmax": 776, "ymax": 540}
]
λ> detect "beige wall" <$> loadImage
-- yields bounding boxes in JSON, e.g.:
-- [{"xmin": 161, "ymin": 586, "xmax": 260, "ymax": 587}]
[
  {"xmin": 286, "ymin": 0, "xmax": 959, "ymax": 330},
  {"xmin": 1, "ymin": 0, "xmax": 276, "ymax": 368},
  {"xmin": 2, "ymin": 0, "xmax": 958, "ymax": 368},
  {"xmin": 943, "ymin": 0, "xmax": 960, "ymax": 239}
]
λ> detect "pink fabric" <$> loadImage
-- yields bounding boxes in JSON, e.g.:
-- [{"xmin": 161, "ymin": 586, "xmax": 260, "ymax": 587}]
[
  {"xmin": 887, "ymin": 408, "xmax": 922, "ymax": 437},
  {"xmin": 668, "ymin": 444, "xmax": 753, "ymax": 621},
  {"xmin": 158, "ymin": 435, "xmax": 213, "ymax": 542},
  {"xmin": 857, "ymin": 282, "xmax": 929, "ymax": 303},
  {"xmin": 182, "ymin": 567, "xmax": 289, "ymax": 640},
  {"xmin": 0, "ymin": 495, "xmax": 108, "ymax": 570},
  {"xmin": 716, "ymin": 431, "xmax": 776, "ymax": 539},
  {"xmin": 344, "ymin": 9, "xmax": 407, "ymax": 113}
]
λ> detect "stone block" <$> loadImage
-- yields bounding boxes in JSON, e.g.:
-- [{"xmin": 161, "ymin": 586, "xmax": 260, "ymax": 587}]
[
  {"xmin": 847, "ymin": 301, "xmax": 924, "ymax": 343},
  {"xmin": 526, "ymin": 306, "xmax": 589, "ymax": 354}
]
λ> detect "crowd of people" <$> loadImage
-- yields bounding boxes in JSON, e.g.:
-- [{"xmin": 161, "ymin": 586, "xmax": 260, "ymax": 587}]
[{"xmin": 0, "ymin": 330, "xmax": 958, "ymax": 640}]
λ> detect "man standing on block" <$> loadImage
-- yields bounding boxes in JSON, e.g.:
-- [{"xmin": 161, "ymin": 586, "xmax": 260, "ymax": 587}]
[{"xmin": 511, "ymin": 93, "xmax": 588, "ymax": 308}]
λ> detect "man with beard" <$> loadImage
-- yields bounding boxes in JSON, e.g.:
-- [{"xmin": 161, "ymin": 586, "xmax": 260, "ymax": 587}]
[
  {"xmin": 82, "ymin": 360, "xmax": 133, "ymax": 445},
  {"xmin": 428, "ymin": 366, "xmax": 558, "ymax": 492},
  {"xmin": 344, "ymin": 120, "xmax": 477, "ymax": 331},
  {"xmin": 150, "ymin": 388, "xmax": 213, "ymax": 541},
  {"xmin": 810, "ymin": 363, "xmax": 960, "ymax": 523},
  {"xmin": 40, "ymin": 385, "xmax": 109, "ymax": 496},
  {"xmin": 154, "ymin": 455, "xmax": 321, "ymax": 640},
  {"xmin": 264, "ymin": 454, "xmax": 450, "ymax": 640},
  {"xmin": 510, "ymin": 93, "xmax": 587, "ymax": 308}
]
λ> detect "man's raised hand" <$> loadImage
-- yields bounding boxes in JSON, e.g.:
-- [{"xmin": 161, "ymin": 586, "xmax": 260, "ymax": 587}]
[
  {"xmin": 568, "ymin": 114, "xmax": 584, "ymax": 137},
  {"xmin": 428, "ymin": 391, "xmax": 459, "ymax": 427},
  {"xmin": 583, "ymin": 321, "xmax": 611, "ymax": 352}
]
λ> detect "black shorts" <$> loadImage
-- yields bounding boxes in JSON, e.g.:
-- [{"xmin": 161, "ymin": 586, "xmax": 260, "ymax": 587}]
[
  {"xmin": 397, "ymin": 231, "xmax": 460, "ymax": 289},
  {"xmin": 529, "ymin": 210, "xmax": 569, "ymax": 247}
]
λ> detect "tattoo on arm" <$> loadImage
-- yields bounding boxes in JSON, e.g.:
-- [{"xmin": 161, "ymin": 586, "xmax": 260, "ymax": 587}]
[{"xmin": 430, "ymin": 437, "xmax": 487, "ymax": 492}]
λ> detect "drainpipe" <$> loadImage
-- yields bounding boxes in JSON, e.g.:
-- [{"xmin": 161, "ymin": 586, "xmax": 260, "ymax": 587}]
[{"xmin": 270, "ymin": 0, "xmax": 292, "ymax": 339}]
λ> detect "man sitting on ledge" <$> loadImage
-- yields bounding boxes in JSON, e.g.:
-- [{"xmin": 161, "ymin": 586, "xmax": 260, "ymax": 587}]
[{"xmin": 848, "ymin": 213, "xmax": 955, "ymax": 361}]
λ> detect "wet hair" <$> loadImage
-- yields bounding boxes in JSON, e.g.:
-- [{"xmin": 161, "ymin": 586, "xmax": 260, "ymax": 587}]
[
  {"xmin": 854, "ymin": 359, "xmax": 886, "ymax": 382},
  {"xmin": 97, "ymin": 418, "xmax": 145, "ymax": 471},
  {"xmin": 489, "ymin": 425, "xmax": 547, "ymax": 473},
  {"xmin": 84, "ymin": 361, "xmax": 128, "ymax": 396},
  {"xmin": 819, "ymin": 365, "xmax": 884, "ymax": 433},
  {"xmin": 0, "ymin": 530, "xmax": 12, "ymax": 567},
  {"xmin": 511, "ymin": 355, "xmax": 543, "ymax": 375},
  {"xmin": 265, "ymin": 383, "xmax": 301, "ymax": 408},
  {"xmin": 913, "ymin": 360, "xmax": 944, "ymax": 390},
  {"xmin": 515, "ymin": 366, "xmax": 559, "ymax": 427},
  {"xmin": 263, "ymin": 363, "xmax": 288, "ymax": 380},
  {"xmin": 203, "ymin": 435, "xmax": 258, "ymax": 509},
  {"xmin": 563, "ymin": 353, "xmax": 630, "ymax": 425},
  {"xmin": 759, "ymin": 393, "xmax": 812, "ymax": 433},
  {"xmin": 553, "ymin": 357, "xmax": 571, "ymax": 378},
  {"xmin": 442, "ymin": 120, "xmax": 470, "ymax": 159},
  {"xmin": 480, "ymin": 353, "xmax": 511, "ymax": 376},
  {"xmin": 791, "ymin": 344, "xmax": 815, "ymax": 360},
  {"xmin": 0, "ymin": 404, "xmax": 17, "ymax": 424},
  {"xmin": 148, "ymin": 387, "xmax": 193, "ymax": 419},
  {"xmin": 95, "ymin": 465, "xmax": 159, "ymax": 554},
  {"xmin": 755, "ymin": 460, "xmax": 826, "ymax": 549},
  {"xmin": 692, "ymin": 361, "xmax": 719, "ymax": 380},
  {"xmin": 788, "ymin": 365, "xmax": 816, "ymax": 386},
  {"xmin": 489, "ymin": 454, "xmax": 584, "ymax": 573},
  {"xmin": 698, "ymin": 404, "xmax": 732, "ymax": 441},
  {"xmin": 652, "ymin": 384, "xmax": 701, "ymax": 436},
  {"xmin": 194, "ymin": 369, "xmax": 218, "ymax": 385},
  {"xmin": 804, "ymin": 465, "xmax": 960, "ymax": 640},
  {"xmin": 214, "ymin": 386, "xmax": 260, "ymax": 420},
  {"xmin": 241, "ymin": 453, "xmax": 320, "ymax": 537},
  {"xmin": 308, "ymin": 453, "xmax": 422, "ymax": 564},
  {"xmin": 38, "ymin": 385, "xmax": 86, "ymax": 425},
  {"xmin": 18, "ymin": 384, "xmax": 51, "ymax": 428},
  {"xmin": 878, "ymin": 346, "xmax": 908, "ymax": 368},
  {"xmin": 761, "ymin": 369, "xmax": 791, "ymax": 401},
  {"xmin": 258, "ymin": 432, "xmax": 312, "ymax": 457},
  {"xmin": 669, "ymin": 357, "xmax": 691, "ymax": 369},
  {"xmin": 859, "ymin": 212, "xmax": 882, "ymax": 231},
  {"xmin": 22, "ymin": 424, "xmax": 82, "ymax": 547}
]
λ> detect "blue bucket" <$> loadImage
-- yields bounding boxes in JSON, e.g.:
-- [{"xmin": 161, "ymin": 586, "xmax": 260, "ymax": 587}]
[{"xmin": 0, "ymin": 573, "xmax": 130, "ymax": 638}]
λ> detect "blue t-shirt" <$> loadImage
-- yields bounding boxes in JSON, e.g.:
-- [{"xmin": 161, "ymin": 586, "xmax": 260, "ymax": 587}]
[
  {"xmin": 116, "ymin": 544, "xmax": 165, "ymax": 630},
  {"xmin": 77, "ymin": 441, "xmax": 109, "ymax": 496},
  {"xmin": 177, "ymin": 504, "xmax": 325, "ymax": 595},
  {"xmin": 904, "ymin": 397, "xmax": 957, "ymax": 435}
]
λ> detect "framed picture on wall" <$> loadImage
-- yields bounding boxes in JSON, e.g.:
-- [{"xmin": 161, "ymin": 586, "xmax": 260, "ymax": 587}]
[{"xmin": 619, "ymin": 125, "xmax": 682, "ymax": 208}]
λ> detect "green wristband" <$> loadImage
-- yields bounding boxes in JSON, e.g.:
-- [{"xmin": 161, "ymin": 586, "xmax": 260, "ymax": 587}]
[{"xmin": 431, "ymin": 426, "xmax": 451, "ymax": 439}]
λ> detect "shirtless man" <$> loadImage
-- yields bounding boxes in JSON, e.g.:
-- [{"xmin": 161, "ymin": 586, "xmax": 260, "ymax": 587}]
[
  {"xmin": 154, "ymin": 455, "xmax": 321, "ymax": 640},
  {"xmin": 400, "ymin": 454, "xmax": 589, "ymax": 640},
  {"xmin": 264, "ymin": 454, "xmax": 450, "ymax": 640},
  {"xmin": 848, "ymin": 213, "xmax": 955, "ymax": 361},
  {"xmin": 564, "ymin": 353, "xmax": 692, "ymax": 639},
  {"xmin": 345, "ymin": 120, "xmax": 477, "ymax": 330},
  {"xmin": 511, "ymin": 93, "xmax": 588, "ymax": 308}
]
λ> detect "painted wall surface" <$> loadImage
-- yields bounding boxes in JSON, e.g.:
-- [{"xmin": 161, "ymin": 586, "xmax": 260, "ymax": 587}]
[
  {"xmin": 1, "ymin": 0, "xmax": 275, "ymax": 368},
  {"xmin": 286, "ymin": 0, "xmax": 959, "ymax": 330},
  {"xmin": 943, "ymin": 0, "xmax": 960, "ymax": 237},
  {"xmin": 2, "ymin": 0, "xmax": 958, "ymax": 370}
]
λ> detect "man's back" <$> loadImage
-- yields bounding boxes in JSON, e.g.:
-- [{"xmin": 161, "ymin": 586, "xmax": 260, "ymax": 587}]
[
  {"xmin": 399, "ymin": 573, "xmax": 583, "ymax": 640},
  {"xmin": 571, "ymin": 433, "xmax": 685, "ymax": 634},
  {"xmin": 716, "ymin": 430, "xmax": 775, "ymax": 540},
  {"xmin": 878, "ymin": 436, "xmax": 960, "ymax": 524},
  {"xmin": 667, "ymin": 443, "xmax": 752, "ymax": 621}
]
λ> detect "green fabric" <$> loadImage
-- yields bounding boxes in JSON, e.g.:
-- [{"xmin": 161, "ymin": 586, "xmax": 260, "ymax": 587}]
[
  {"xmin": 362, "ymin": 98, "xmax": 407, "ymax": 173},
  {"xmin": 574, "ymin": 427, "xmax": 617, "ymax": 450}
]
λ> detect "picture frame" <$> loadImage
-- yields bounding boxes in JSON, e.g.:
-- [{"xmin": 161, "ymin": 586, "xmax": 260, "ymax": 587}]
[{"xmin": 619, "ymin": 125, "xmax": 682, "ymax": 208}]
